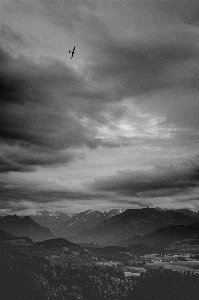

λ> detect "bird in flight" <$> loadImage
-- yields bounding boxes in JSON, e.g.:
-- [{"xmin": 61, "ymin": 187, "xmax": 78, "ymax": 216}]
[{"xmin": 69, "ymin": 46, "xmax": 75, "ymax": 59}]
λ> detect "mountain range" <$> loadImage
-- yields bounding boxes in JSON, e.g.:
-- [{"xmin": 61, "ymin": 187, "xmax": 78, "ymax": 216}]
[
  {"xmin": 69, "ymin": 208, "xmax": 199, "ymax": 246},
  {"xmin": 1, "ymin": 207, "xmax": 199, "ymax": 247}
]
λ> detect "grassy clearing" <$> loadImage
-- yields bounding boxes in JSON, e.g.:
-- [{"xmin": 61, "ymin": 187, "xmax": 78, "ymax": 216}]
[{"xmin": 147, "ymin": 260, "xmax": 199, "ymax": 273}]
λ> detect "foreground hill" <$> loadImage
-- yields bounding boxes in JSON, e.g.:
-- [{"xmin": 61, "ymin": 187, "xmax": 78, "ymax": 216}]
[
  {"xmin": 56, "ymin": 209, "xmax": 125, "ymax": 240},
  {"xmin": 72, "ymin": 208, "xmax": 199, "ymax": 246},
  {"xmin": 0, "ymin": 229, "xmax": 14, "ymax": 241},
  {"xmin": 119, "ymin": 223, "xmax": 199, "ymax": 252},
  {"xmin": 138, "ymin": 223, "xmax": 199, "ymax": 247},
  {"xmin": 0, "ymin": 215, "xmax": 54, "ymax": 242},
  {"xmin": 32, "ymin": 237, "xmax": 83, "ymax": 252},
  {"xmin": 1, "ymin": 247, "xmax": 199, "ymax": 300}
]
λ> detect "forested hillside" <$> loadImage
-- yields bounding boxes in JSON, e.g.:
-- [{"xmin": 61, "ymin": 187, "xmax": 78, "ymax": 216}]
[{"xmin": 0, "ymin": 248, "xmax": 199, "ymax": 300}]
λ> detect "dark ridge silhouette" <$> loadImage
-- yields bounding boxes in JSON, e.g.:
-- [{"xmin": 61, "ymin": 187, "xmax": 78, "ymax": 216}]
[{"xmin": 0, "ymin": 215, "xmax": 54, "ymax": 242}]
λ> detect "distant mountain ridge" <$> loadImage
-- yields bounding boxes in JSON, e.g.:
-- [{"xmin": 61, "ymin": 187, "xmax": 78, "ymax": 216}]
[
  {"xmin": 1, "ymin": 208, "xmax": 198, "ymax": 246},
  {"xmin": 0, "ymin": 215, "xmax": 54, "ymax": 242},
  {"xmin": 30, "ymin": 210, "xmax": 75, "ymax": 234},
  {"xmin": 56, "ymin": 209, "xmax": 125, "ymax": 240},
  {"xmin": 69, "ymin": 208, "xmax": 199, "ymax": 246}
]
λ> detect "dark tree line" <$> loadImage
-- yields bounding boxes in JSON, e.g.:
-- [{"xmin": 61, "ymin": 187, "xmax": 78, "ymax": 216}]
[{"xmin": 0, "ymin": 248, "xmax": 199, "ymax": 300}]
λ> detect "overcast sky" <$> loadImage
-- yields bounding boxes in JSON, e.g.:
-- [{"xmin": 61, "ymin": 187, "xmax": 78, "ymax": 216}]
[{"xmin": 1, "ymin": 0, "xmax": 199, "ymax": 215}]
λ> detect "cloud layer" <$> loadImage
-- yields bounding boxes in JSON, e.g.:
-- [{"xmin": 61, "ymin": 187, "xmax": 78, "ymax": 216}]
[
  {"xmin": 0, "ymin": 45, "xmax": 116, "ymax": 172},
  {"xmin": 1, "ymin": 0, "xmax": 199, "ymax": 213},
  {"xmin": 92, "ymin": 157, "xmax": 199, "ymax": 198}
]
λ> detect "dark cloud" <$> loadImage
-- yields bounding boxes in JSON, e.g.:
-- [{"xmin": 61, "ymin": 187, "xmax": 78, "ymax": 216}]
[
  {"xmin": 39, "ymin": 0, "xmax": 87, "ymax": 31},
  {"xmin": 1, "ymin": 0, "xmax": 199, "ymax": 174},
  {"xmin": 0, "ymin": 145, "xmax": 76, "ymax": 173},
  {"xmin": 39, "ymin": 0, "xmax": 107, "ymax": 43},
  {"xmin": 88, "ymin": 35, "xmax": 199, "ymax": 99},
  {"xmin": 0, "ymin": 24, "xmax": 29, "ymax": 47},
  {"xmin": 0, "ymin": 185, "xmax": 110, "ymax": 204},
  {"xmin": 92, "ymin": 159, "xmax": 199, "ymax": 198},
  {"xmin": 0, "ymin": 157, "xmax": 32, "ymax": 173},
  {"xmin": 79, "ymin": 3, "xmax": 199, "ymax": 134},
  {"xmin": 0, "ymin": 47, "xmax": 114, "ymax": 173},
  {"xmin": 159, "ymin": 0, "xmax": 199, "ymax": 26},
  {"xmin": 0, "ymin": 47, "xmax": 10, "ymax": 64}
]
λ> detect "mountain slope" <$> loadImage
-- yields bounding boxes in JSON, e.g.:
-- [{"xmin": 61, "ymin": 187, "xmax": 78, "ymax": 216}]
[
  {"xmin": 72, "ymin": 208, "xmax": 199, "ymax": 246},
  {"xmin": 30, "ymin": 210, "xmax": 74, "ymax": 234},
  {"xmin": 56, "ymin": 209, "xmax": 125, "ymax": 240},
  {"xmin": 123, "ymin": 223, "xmax": 199, "ymax": 249},
  {"xmin": 175, "ymin": 209, "xmax": 199, "ymax": 220},
  {"xmin": 0, "ymin": 215, "xmax": 54, "ymax": 242},
  {"xmin": 0, "ymin": 229, "xmax": 14, "ymax": 241}
]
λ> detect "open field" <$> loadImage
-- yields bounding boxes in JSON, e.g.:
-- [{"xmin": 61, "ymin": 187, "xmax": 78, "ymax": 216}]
[
  {"xmin": 124, "ymin": 272, "xmax": 141, "ymax": 277},
  {"xmin": 95, "ymin": 261, "xmax": 119, "ymax": 266},
  {"xmin": 147, "ymin": 260, "xmax": 199, "ymax": 273}
]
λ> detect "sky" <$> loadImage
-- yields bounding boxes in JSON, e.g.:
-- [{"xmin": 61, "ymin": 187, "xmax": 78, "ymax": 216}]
[{"xmin": 0, "ymin": 0, "xmax": 199, "ymax": 215}]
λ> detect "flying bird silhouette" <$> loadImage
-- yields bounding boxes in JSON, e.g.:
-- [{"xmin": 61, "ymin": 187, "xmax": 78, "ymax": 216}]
[{"xmin": 69, "ymin": 46, "xmax": 75, "ymax": 59}]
